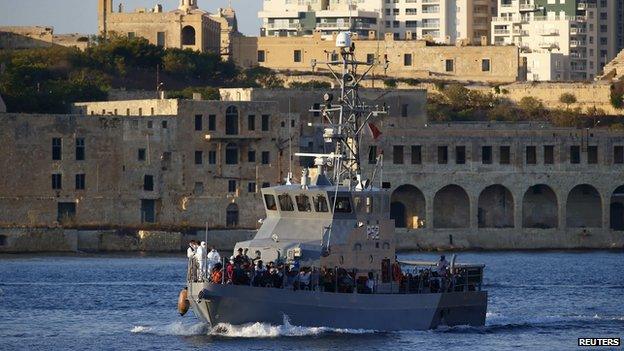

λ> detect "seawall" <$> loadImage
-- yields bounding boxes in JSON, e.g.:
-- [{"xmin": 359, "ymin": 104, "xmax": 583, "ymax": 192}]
[{"xmin": 0, "ymin": 227, "xmax": 622, "ymax": 253}]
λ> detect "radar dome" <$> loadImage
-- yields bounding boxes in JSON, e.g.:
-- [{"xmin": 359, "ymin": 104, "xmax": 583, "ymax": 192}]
[{"xmin": 336, "ymin": 32, "xmax": 352, "ymax": 48}]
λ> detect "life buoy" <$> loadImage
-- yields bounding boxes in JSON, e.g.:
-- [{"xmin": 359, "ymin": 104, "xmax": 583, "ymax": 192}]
[{"xmin": 177, "ymin": 287, "xmax": 190, "ymax": 316}]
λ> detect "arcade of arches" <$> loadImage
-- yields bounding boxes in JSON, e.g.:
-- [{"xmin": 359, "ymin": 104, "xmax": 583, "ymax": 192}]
[{"xmin": 390, "ymin": 183, "xmax": 624, "ymax": 231}]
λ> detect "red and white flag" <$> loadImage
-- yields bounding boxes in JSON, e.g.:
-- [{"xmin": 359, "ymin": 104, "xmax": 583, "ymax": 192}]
[{"xmin": 368, "ymin": 123, "xmax": 382, "ymax": 141}]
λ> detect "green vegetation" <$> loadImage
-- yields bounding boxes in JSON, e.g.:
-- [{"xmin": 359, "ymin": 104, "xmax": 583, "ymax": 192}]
[
  {"xmin": 289, "ymin": 80, "xmax": 332, "ymax": 89},
  {"xmin": 0, "ymin": 35, "xmax": 240, "ymax": 113},
  {"xmin": 610, "ymin": 83, "xmax": 624, "ymax": 109},
  {"xmin": 427, "ymin": 83, "xmax": 613, "ymax": 128},
  {"xmin": 559, "ymin": 92, "xmax": 577, "ymax": 108}
]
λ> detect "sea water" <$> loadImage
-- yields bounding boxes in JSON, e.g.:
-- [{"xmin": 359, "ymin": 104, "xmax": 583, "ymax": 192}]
[{"xmin": 0, "ymin": 251, "xmax": 622, "ymax": 351}]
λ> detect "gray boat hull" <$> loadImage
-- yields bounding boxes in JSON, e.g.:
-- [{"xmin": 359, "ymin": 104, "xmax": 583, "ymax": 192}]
[{"xmin": 188, "ymin": 283, "xmax": 487, "ymax": 331}]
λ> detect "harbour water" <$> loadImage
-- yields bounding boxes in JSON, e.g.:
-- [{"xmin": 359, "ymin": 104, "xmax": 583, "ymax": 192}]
[{"xmin": 1, "ymin": 251, "xmax": 622, "ymax": 351}]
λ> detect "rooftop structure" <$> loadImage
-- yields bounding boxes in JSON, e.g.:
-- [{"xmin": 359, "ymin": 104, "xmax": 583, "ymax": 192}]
[{"xmin": 259, "ymin": 0, "xmax": 497, "ymax": 45}]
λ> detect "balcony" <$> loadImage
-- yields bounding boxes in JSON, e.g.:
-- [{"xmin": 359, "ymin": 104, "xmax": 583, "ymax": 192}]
[
  {"xmin": 539, "ymin": 28, "xmax": 559, "ymax": 36},
  {"xmin": 519, "ymin": 4, "xmax": 537, "ymax": 12},
  {"xmin": 570, "ymin": 40, "xmax": 586, "ymax": 47},
  {"xmin": 538, "ymin": 42, "xmax": 559, "ymax": 49},
  {"xmin": 265, "ymin": 22, "xmax": 302, "ymax": 30}
]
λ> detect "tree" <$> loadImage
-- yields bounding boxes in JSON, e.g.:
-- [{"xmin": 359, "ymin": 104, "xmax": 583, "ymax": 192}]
[
  {"xmin": 559, "ymin": 93, "xmax": 577, "ymax": 109},
  {"xmin": 518, "ymin": 96, "xmax": 545, "ymax": 119}
]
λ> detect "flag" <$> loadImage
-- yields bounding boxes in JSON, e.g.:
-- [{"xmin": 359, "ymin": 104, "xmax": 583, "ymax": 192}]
[{"xmin": 368, "ymin": 123, "xmax": 382, "ymax": 140}]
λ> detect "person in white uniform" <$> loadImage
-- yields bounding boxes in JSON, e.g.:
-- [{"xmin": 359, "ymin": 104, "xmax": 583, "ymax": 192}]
[
  {"xmin": 195, "ymin": 242, "xmax": 207, "ymax": 280},
  {"xmin": 207, "ymin": 246, "xmax": 221, "ymax": 274}
]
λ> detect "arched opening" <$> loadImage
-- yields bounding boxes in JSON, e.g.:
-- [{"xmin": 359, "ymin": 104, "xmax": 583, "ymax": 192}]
[
  {"xmin": 225, "ymin": 106, "xmax": 239, "ymax": 135},
  {"xmin": 522, "ymin": 184, "xmax": 558, "ymax": 229},
  {"xmin": 478, "ymin": 185, "xmax": 514, "ymax": 228},
  {"xmin": 566, "ymin": 184, "xmax": 602, "ymax": 228},
  {"xmin": 226, "ymin": 203, "xmax": 239, "ymax": 227},
  {"xmin": 610, "ymin": 185, "xmax": 624, "ymax": 230},
  {"xmin": 390, "ymin": 185, "xmax": 426, "ymax": 229},
  {"xmin": 433, "ymin": 185, "xmax": 469, "ymax": 228},
  {"xmin": 181, "ymin": 26, "xmax": 196, "ymax": 46},
  {"xmin": 225, "ymin": 143, "xmax": 238, "ymax": 165}
]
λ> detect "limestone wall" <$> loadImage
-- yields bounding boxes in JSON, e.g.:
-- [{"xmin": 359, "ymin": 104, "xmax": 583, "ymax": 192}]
[{"xmin": 231, "ymin": 32, "xmax": 523, "ymax": 83}]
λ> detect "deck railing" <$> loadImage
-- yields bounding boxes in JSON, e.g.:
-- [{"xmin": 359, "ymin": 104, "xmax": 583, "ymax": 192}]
[{"xmin": 186, "ymin": 257, "xmax": 484, "ymax": 295}]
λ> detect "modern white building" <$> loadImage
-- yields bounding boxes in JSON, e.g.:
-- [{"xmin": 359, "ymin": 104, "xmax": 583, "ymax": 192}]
[
  {"xmin": 259, "ymin": 0, "xmax": 497, "ymax": 45},
  {"xmin": 491, "ymin": 0, "xmax": 623, "ymax": 81}
]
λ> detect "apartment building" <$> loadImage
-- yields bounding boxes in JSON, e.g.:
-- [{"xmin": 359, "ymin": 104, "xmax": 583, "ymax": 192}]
[
  {"xmin": 259, "ymin": 0, "xmax": 497, "ymax": 44},
  {"xmin": 492, "ymin": 0, "xmax": 624, "ymax": 81}
]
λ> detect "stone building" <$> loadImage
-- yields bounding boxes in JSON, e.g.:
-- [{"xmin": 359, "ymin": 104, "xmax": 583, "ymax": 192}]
[
  {"xmin": 222, "ymin": 88, "xmax": 624, "ymax": 250},
  {"xmin": 98, "ymin": 0, "xmax": 221, "ymax": 53},
  {"xmin": 232, "ymin": 31, "xmax": 525, "ymax": 83},
  {"xmin": 0, "ymin": 26, "xmax": 91, "ymax": 50},
  {"xmin": 0, "ymin": 97, "xmax": 296, "ymax": 230}
]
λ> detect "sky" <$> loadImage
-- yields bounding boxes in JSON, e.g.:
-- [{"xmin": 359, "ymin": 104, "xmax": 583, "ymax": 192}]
[{"xmin": 0, "ymin": 0, "xmax": 262, "ymax": 36}]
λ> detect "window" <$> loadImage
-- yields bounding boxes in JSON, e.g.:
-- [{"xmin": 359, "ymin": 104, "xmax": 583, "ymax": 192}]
[
  {"xmin": 208, "ymin": 151, "xmax": 216, "ymax": 164},
  {"xmin": 157, "ymin": 32, "xmax": 165, "ymax": 47},
  {"xmin": 482, "ymin": 146, "xmax": 492, "ymax": 164},
  {"xmin": 161, "ymin": 121, "xmax": 167, "ymax": 129},
  {"xmin": 262, "ymin": 151, "xmax": 270, "ymax": 164},
  {"xmin": 445, "ymin": 59, "xmax": 454, "ymax": 72},
  {"xmin": 208, "ymin": 114, "xmax": 216, "ymax": 131},
  {"xmin": 137, "ymin": 148, "xmax": 146, "ymax": 162},
  {"xmin": 257, "ymin": 50, "xmax": 265, "ymax": 62},
  {"xmin": 248, "ymin": 150, "xmax": 256, "ymax": 163},
  {"xmin": 614, "ymin": 146, "xmax": 624, "ymax": 164},
  {"xmin": 143, "ymin": 175, "xmax": 154, "ymax": 191},
  {"xmin": 332, "ymin": 196, "xmax": 352, "ymax": 213},
  {"xmin": 368, "ymin": 145, "xmax": 377, "ymax": 164},
  {"xmin": 313, "ymin": 195, "xmax": 329, "ymax": 212},
  {"xmin": 296, "ymin": 195, "xmax": 312, "ymax": 212},
  {"xmin": 194, "ymin": 151, "xmax": 203, "ymax": 165},
  {"xmin": 293, "ymin": 50, "xmax": 302, "ymax": 63},
  {"xmin": 262, "ymin": 182, "xmax": 270, "ymax": 188},
  {"xmin": 261, "ymin": 115, "xmax": 270, "ymax": 131},
  {"xmin": 52, "ymin": 138, "xmax": 62, "ymax": 160},
  {"xmin": 570, "ymin": 145, "xmax": 581, "ymax": 164},
  {"xmin": 393, "ymin": 145, "xmax": 404, "ymax": 164},
  {"xmin": 404, "ymin": 53, "xmax": 412, "ymax": 66},
  {"xmin": 481, "ymin": 59, "xmax": 491, "ymax": 72},
  {"xmin": 228, "ymin": 180, "xmax": 237, "ymax": 193},
  {"xmin": 146, "ymin": 120, "xmax": 152, "ymax": 128},
  {"xmin": 366, "ymin": 53, "xmax": 375, "ymax": 64},
  {"xmin": 226, "ymin": 144, "xmax": 239, "ymax": 165},
  {"xmin": 526, "ymin": 146, "xmax": 537, "ymax": 165},
  {"xmin": 455, "ymin": 146, "xmax": 466, "ymax": 164},
  {"xmin": 500, "ymin": 146, "xmax": 510, "ymax": 164},
  {"xmin": 437, "ymin": 146, "xmax": 448, "ymax": 164},
  {"xmin": 52, "ymin": 174, "xmax": 62, "ymax": 190},
  {"xmin": 411, "ymin": 145, "xmax": 422, "ymax": 164},
  {"xmin": 588, "ymin": 146, "xmax": 598, "ymax": 164},
  {"xmin": 313, "ymin": 103, "xmax": 320, "ymax": 117},
  {"xmin": 248, "ymin": 115, "xmax": 255, "ymax": 131},
  {"xmin": 544, "ymin": 145, "xmax": 554, "ymax": 164},
  {"xmin": 75, "ymin": 174, "xmax": 85, "ymax": 190},
  {"xmin": 278, "ymin": 194, "xmax": 295, "ymax": 211},
  {"xmin": 195, "ymin": 115, "xmax": 203, "ymax": 131},
  {"xmin": 248, "ymin": 182, "xmax": 256, "ymax": 193},
  {"xmin": 75, "ymin": 138, "xmax": 85, "ymax": 161},
  {"xmin": 225, "ymin": 106, "xmax": 239, "ymax": 135},
  {"xmin": 264, "ymin": 194, "xmax": 277, "ymax": 210},
  {"xmin": 401, "ymin": 104, "xmax": 408, "ymax": 117}
]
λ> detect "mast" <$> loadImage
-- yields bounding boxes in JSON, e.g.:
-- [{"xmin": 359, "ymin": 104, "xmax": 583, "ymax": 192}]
[{"xmin": 304, "ymin": 32, "xmax": 387, "ymax": 190}]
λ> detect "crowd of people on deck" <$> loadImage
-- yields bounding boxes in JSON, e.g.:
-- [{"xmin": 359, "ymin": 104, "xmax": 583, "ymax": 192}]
[{"xmin": 187, "ymin": 242, "xmax": 478, "ymax": 294}]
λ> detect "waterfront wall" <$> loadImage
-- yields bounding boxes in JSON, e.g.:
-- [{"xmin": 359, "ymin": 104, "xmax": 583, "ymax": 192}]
[
  {"xmin": 0, "ymin": 227, "xmax": 621, "ymax": 253},
  {"xmin": 0, "ymin": 228, "xmax": 255, "ymax": 253}
]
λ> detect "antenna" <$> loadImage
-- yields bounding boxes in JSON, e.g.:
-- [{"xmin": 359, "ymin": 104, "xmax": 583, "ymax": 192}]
[{"xmin": 286, "ymin": 98, "xmax": 293, "ymax": 184}]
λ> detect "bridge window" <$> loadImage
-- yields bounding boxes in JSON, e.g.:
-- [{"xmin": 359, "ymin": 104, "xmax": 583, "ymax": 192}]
[
  {"xmin": 332, "ymin": 196, "xmax": 352, "ymax": 213},
  {"xmin": 264, "ymin": 194, "xmax": 277, "ymax": 211},
  {"xmin": 278, "ymin": 194, "xmax": 295, "ymax": 211},
  {"xmin": 314, "ymin": 195, "xmax": 329, "ymax": 212},
  {"xmin": 295, "ymin": 195, "xmax": 312, "ymax": 212}
]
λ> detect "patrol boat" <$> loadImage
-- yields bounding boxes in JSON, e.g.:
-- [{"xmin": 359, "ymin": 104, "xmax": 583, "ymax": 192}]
[{"xmin": 182, "ymin": 32, "xmax": 487, "ymax": 331}]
